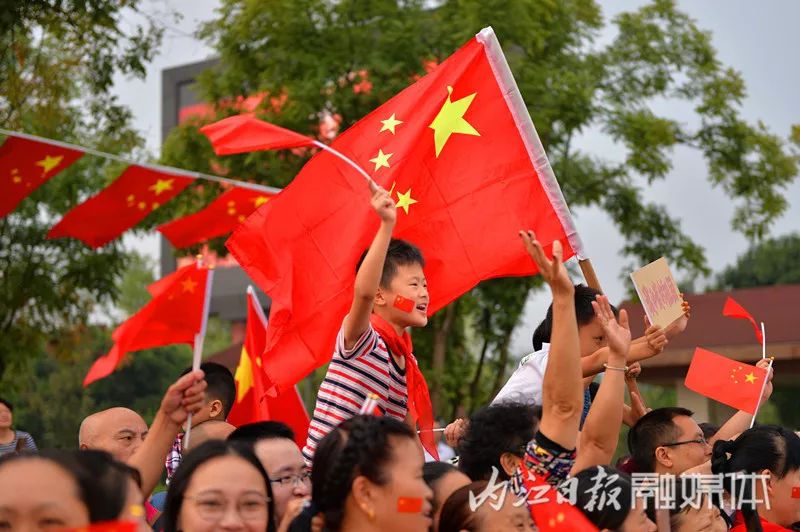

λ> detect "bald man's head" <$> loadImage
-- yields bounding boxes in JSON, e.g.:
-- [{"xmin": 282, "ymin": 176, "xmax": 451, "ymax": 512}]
[{"xmin": 79, "ymin": 407, "xmax": 148, "ymax": 463}]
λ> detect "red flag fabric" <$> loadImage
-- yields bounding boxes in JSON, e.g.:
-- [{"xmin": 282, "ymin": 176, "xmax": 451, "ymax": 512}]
[
  {"xmin": 200, "ymin": 113, "xmax": 315, "ymax": 155},
  {"xmin": 84, "ymin": 263, "xmax": 211, "ymax": 386},
  {"xmin": 158, "ymin": 187, "xmax": 276, "ymax": 248},
  {"xmin": 684, "ymin": 347, "xmax": 767, "ymax": 414},
  {"xmin": 227, "ymin": 287, "xmax": 310, "ymax": 448},
  {"xmin": 520, "ymin": 462, "xmax": 598, "ymax": 531},
  {"xmin": 0, "ymin": 136, "xmax": 84, "ymax": 217},
  {"xmin": 226, "ymin": 28, "xmax": 583, "ymax": 399},
  {"xmin": 722, "ymin": 296, "xmax": 763, "ymax": 344},
  {"xmin": 48, "ymin": 166, "xmax": 193, "ymax": 248},
  {"xmin": 57, "ymin": 521, "xmax": 139, "ymax": 532}
]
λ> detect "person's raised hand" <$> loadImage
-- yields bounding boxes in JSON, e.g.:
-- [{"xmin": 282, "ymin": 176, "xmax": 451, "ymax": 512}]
[
  {"xmin": 278, "ymin": 497, "xmax": 310, "ymax": 532},
  {"xmin": 160, "ymin": 369, "xmax": 207, "ymax": 426},
  {"xmin": 519, "ymin": 231, "xmax": 572, "ymax": 295},
  {"xmin": 756, "ymin": 357, "xmax": 775, "ymax": 401},
  {"xmin": 625, "ymin": 361, "xmax": 642, "ymax": 381},
  {"xmin": 444, "ymin": 418, "xmax": 468, "ymax": 449},
  {"xmin": 370, "ymin": 186, "xmax": 396, "ymax": 225},
  {"xmin": 644, "ymin": 316, "xmax": 668, "ymax": 355},
  {"xmin": 592, "ymin": 295, "xmax": 631, "ymax": 360}
]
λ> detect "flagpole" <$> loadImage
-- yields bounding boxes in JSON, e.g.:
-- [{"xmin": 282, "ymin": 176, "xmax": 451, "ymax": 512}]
[
  {"xmin": 750, "ymin": 358, "xmax": 774, "ymax": 429},
  {"xmin": 311, "ymin": 140, "xmax": 379, "ymax": 192},
  {"xmin": 183, "ymin": 257, "xmax": 215, "ymax": 450},
  {"xmin": 0, "ymin": 128, "xmax": 281, "ymax": 195},
  {"xmin": 578, "ymin": 258, "xmax": 603, "ymax": 292},
  {"xmin": 761, "ymin": 322, "xmax": 766, "ymax": 359}
]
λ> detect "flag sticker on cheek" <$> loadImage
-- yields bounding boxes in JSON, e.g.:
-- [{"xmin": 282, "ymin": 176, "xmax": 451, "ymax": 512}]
[
  {"xmin": 393, "ymin": 295, "xmax": 415, "ymax": 313},
  {"xmin": 397, "ymin": 497, "xmax": 424, "ymax": 513},
  {"xmin": 792, "ymin": 487, "xmax": 800, "ymax": 499}
]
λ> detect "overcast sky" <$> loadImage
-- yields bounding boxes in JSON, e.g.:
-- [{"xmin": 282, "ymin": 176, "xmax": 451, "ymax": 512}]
[{"xmin": 113, "ymin": 0, "xmax": 800, "ymax": 359}]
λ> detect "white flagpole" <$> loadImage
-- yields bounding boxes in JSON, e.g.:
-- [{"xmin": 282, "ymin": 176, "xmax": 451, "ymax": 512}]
[
  {"xmin": 183, "ymin": 258, "xmax": 215, "ymax": 450},
  {"xmin": 311, "ymin": 140, "xmax": 379, "ymax": 192},
  {"xmin": 761, "ymin": 322, "xmax": 766, "ymax": 359},
  {"xmin": 750, "ymin": 357, "xmax": 774, "ymax": 429}
]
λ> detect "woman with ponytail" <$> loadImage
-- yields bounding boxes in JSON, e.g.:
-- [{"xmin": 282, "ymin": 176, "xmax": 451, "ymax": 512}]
[
  {"xmin": 711, "ymin": 425, "xmax": 800, "ymax": 531},
  {"xmin": 291, "ymin": 415, "xmax": 433, "ymax": 532}
]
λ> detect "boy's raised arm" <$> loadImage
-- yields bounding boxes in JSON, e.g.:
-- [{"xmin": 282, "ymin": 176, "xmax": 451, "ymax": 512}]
[
  {"xmin": 519, "ymin": 231, "xmax": 583, "ymax": 450},
  {"xmin": 343, "ymin": 187, "xmax": 396, "ymax": 349}
]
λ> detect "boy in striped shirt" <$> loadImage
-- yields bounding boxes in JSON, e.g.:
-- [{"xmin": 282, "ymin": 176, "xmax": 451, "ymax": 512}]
[{"xmin": 302, "ymin": 186, "xmax": 432, "ymax": 466}]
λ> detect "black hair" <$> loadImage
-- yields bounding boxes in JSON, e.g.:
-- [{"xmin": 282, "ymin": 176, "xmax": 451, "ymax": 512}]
[
  {"xmin": 0, "ymin": 397, "xmax": 12, "ymax": 412},
  {"xmin": 163, "ymin": 439, "xmax": 276, "ymax": 532},
  {"xmin": 569, "ymin": 466, "xmax": 633, "ymax": 530},
  {"xmin": 356, "ymin": 239, "xmax": 425, "ymax": 288},
  {"xmin": 423, "ymin": 461, "xmax": 463, "ymax": 517},
  {"xmin": 438, "ymin": 481, "xmax": 487, "ymax": 532},
  {"xmin": 228, "ymin": 420, "xmax": 295, "ymax": 444},
  {"xmin": 532, "ymin": 284, "xmax": 615, "ymax": 350},
  {"xmin": 458, "ymin": 402, "xmax": 539, "ymax": 481},
  {"xmin": 181, "ymin": 362, "xmax": 236, "ymax": 419},
  {"xmin": 627, "ymin": 407, "xmax": 694, "ymax": 473},
  {"xmin": 304, "ymin": 415, "xmax": 416, "ymax": 532},
  {"xmin": 0, "ymin": 449, "xmax": 140, "ymax": 523},
  {"xmin": 711, "ymin": 425, "xmax": 800, "ymax": 532}
]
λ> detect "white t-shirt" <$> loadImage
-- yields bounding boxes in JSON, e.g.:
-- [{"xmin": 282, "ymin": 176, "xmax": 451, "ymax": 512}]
[{"xmin": 491, "ymin": 343, "xmax": 550, "ymax": 406}]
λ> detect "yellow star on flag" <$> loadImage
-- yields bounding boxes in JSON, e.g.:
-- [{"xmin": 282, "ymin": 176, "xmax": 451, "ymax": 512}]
[
  {"xmin": 369, "ymin": 149, "xmax": 393, "ymax": 171},
  {"xmin": 35, "ymin": 154, "xmax": 64, "ymax": 175},
  {"xmin": 234, "ymin": 348, "xmax": 253, "ymax": 402},
  {"xmin": 395, "ymin": 188, "xmax": 418, "ymax": 214},
  {"xmin": 181, "ymin": 277, "xmax": 198, "ymax": 293},
  {"xmin": 744, "ymin": 372, "xmax": 757, "ymax": 384},
  {"xmin": 253, "ymin": 195, "xmax": 270, "ymax": 207},
  {"xmin": 149, "ymin": 178, "xmax": 175, "ymax": 195},
  {"xmin": 379, "ymin": 113, "xmax": 403, "ymax": 135},
  {"xmin": 429, "ymin": 85, "xmax": 480, "ymax": 157}
]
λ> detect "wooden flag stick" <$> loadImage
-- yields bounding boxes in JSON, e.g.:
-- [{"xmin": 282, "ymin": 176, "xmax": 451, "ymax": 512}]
[{"xmin": 578, "ymin": 258, "xmax": 603, "ymax": 293}]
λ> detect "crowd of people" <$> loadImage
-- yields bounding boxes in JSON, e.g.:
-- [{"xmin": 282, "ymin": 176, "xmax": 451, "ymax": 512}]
[{"xmin": 1, "ymin": 186, "xmax": 797, "ymax": 532}]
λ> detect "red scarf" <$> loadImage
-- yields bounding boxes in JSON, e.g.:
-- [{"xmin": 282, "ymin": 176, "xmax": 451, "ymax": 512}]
[{"xmin": 370, "ymin": 313, "xmax": 438, "ymax": 460}]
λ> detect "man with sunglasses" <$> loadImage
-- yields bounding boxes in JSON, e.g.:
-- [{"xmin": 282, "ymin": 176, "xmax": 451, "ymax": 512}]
[{"xmin": 228, "ymin": 421, "xmax": 311, "ymax": 532}]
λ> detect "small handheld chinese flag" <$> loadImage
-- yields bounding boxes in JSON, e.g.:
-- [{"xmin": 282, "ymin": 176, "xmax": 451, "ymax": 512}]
[
  {"xmin": 84, "ymin": 262, "xmax": 212, "ymax": 386},
  {"xmin": 57, "ymin": 521, "xmax": 139, "ymax": 532},
  {"xmin": 48, "ymin": 166, "xmax": 193, "ymax": 248},
  {"xmin": 520, "ymin": 462, "xmax": 598, "ymax": 531},
  {"xmin": 158, "ymin": 187, "xmax": 275, "ymax": 248},
  {"xmin": 226, "ymin": 287, "xmax": 310, "ymax": 448},
  {"xmin": 722, "ymin": 296, "xmax": 763, "ymax": 345},
  {"xmin": 0, "ymin": 136, "xmax": 84, "ymax": 217},
  {"xmin": 200, "ymin": 113, "xmax": 315, "ymax": 155},
  {"xmin": 684, "ymin": 348, "xmax": 767, "ymax": 414}
]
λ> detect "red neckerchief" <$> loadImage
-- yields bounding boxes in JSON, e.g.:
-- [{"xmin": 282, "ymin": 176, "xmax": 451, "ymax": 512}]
[{"xmin": 369, "ymin": 313, "xmax": 439, "ymax": 460}]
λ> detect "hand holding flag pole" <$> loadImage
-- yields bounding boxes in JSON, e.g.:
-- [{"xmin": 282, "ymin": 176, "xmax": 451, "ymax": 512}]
[{"xmin": 183, "ymin": 256, "xmax": 215, "ymax": 450}]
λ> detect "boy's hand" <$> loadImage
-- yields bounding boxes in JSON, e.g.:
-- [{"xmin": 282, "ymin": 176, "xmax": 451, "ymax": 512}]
[
  {"xmin": 371, "ymin": 186, "xmax": 396, "ymax": 225},
  {"xmin": 592, "ymin": 295, "xmax": 631, "ymax": 360},
  {"xmin": 160, "ymin": 369, "xmax": 207, "ymax": 426},
  {"xmin": 519, "ymin": 231, "xmax": 572, "ymax": 295}
]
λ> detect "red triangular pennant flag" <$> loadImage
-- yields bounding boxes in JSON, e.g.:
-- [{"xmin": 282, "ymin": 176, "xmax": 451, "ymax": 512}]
[
  {"xmin": 48, "ymin": 166, "xmax": 193, "ymax": 248},
  {"xmin": 84, "ymin": 263, "xmax": 211, "ymax": 386},
  {"xmin": 0, "ymin": 136, "xmax": 84, "ymax": 217},
  {"xmin": 158, "ymin": 187, "xmax": 276, "ymax": 248},
  {"xmin": 685, "ymin": 347, "xmax": 767, "ymax": 414},
  {"xmin": 225, "ymin": 27, "xmax": 582, "ymax": 398},
  {"xmin": 226, "ymin": 288, "xmax": 310, "ymax": 448},
  {"xmin": 200, "ymin": 113, "xmax": 315, "ymax": 155},
  {"xmin": 722, "ymin": 296, "xmax": 763, "ymax": 344}
]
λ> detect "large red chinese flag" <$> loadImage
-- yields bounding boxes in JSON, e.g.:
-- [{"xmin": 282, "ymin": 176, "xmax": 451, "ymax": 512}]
[
  {"xmin": 226, "ymin": 27, "xmax": 584, "ymax": 395},
  {"xmin": 0, "ymin": 136, "xmax": 84, "ymax": 217},
  {"xmin": 84, "ymin": 263, "xmax": 212, "ymax": 386},
  {"xmin": 158, "ymin": 187, "xmax": 276, "ymax": 248},
  {"xmin": 48, "ymin": 166, "xmax": 193, "ymax": 248},
  {"xmin": 227, "ymin": 287, "xmax": 310, "ymax": 448},
  {"xmin": 685, "ymin": 348, "xmax": 767, "ymax": 414}
]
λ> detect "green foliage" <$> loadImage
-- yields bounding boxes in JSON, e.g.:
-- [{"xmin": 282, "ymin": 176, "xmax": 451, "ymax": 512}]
[
  {"xmin": 716, "ymin": 233, "xmax": 800, "ymax": 290},
  {"xmin": 0, "ymin": 1, "xmax": 171, "ymax": 380},
  {"xmin": 158, "ymin": 0, "xmax": 796, "ymax": 416}
]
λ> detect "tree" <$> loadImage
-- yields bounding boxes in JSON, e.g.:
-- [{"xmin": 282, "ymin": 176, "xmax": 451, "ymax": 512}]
[
  {"xmin": 716, "ymin": 233, "xmax": 800, "ymax": 290},
  {"xmin": 161, "ymin": 0, "xmax": 797, "ymax": 416},
  {"xmin": 0, "ymin": 2, "xmax": 169, "ymax": 381}
]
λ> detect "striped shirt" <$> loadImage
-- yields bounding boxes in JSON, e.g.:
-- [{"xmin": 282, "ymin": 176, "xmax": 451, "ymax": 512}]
[
  {"xmin": 0, "ymin": 430, "xmax": 37, "ymax": 456},
  {"xmin": 302, "ymin": 324, "xmax": 408, "ymax": 466}
]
